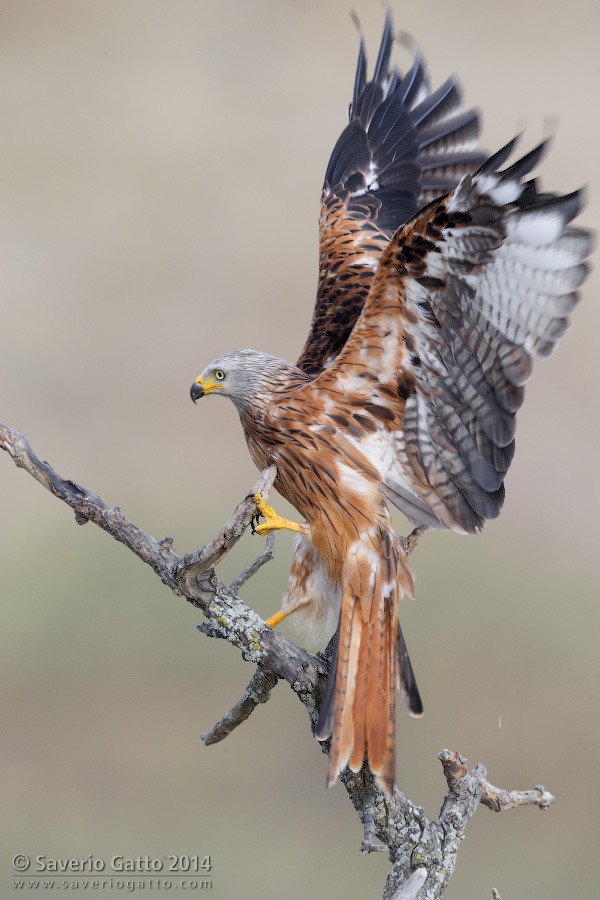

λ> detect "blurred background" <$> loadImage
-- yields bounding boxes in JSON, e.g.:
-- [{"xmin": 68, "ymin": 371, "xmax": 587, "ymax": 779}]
[{"xmin": 1, "ymin": 1, "xmax": 598, "ymax": 898}]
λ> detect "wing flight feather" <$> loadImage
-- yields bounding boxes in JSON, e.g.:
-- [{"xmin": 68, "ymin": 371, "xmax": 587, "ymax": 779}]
[
  {"xmin": 310, "ymin": 140, "xmax": 592, "ymax": 533},
  {"xmin": 297, "ymin": 10, "xmax": 486, "ymax": 375}
]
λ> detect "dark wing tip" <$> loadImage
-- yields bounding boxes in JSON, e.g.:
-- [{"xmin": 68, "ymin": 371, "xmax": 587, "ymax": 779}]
[
  {"xmin": 476, "ymin": 135, "xmax": 521, "ymax": 176},
  {"xmin": 396, "ymin": 622, "xmax": 423, "ymax": 717},
  {"xmin": 314, "ymin": 627, "xmax": 340, "ymax": 741},
  {"xmin": 373, "ymin": 6, "xmax": 394, "ymax": 82}
]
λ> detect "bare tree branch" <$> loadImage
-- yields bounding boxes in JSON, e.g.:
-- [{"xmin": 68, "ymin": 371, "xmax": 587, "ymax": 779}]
[
  {"xmin": 439, "ymin": 750, "xmax": 555, "ymax": 818},
  {"xmin": 201, "ymin": 665, "xmax": 279, "ymax": 746},
  {"xmin": 361, "ymin": 789, "xmax": 388, "ymax": 854},
  {"xmin": 228, "ymin": 533, "xmax": 276, "ymax": 594},
  {"xmin": 1, "ymin": 420, "xmax": 555, "ymax": 900},
  {"xmin": 179, "ymin": 465, "xmax": 276, "ymax": 575}
]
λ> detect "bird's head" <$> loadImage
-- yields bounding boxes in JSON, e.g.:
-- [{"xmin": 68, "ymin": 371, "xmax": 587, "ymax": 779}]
[{"xmin": 190, "ymin": 349, "xmax": 293, "ymax": 414}]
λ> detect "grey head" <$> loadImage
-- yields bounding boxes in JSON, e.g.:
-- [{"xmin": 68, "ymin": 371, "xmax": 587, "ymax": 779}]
[{"xmin": 190, "ymin": 349, "xmax": 298, "ymax": 414}]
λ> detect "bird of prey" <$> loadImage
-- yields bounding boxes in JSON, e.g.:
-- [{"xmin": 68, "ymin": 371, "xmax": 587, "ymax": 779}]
[{"xmin": 190, "ymin": 12, "xmax": 591, "ymax": 794}]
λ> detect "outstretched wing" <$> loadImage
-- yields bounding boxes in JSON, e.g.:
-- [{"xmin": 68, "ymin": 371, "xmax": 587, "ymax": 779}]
[
  {"xmin": 297, "ymin": 10, "xmax": 486, "ymax": 375},
  {"xmin": 311, "ymin": 139, "xmax": 592, "ymax": 534}
]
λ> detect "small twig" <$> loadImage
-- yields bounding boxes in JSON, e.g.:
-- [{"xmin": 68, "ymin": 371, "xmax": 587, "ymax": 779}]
[
  {"xmin": 439, "ymin": 750, "xmax": 556, "ymax": 818},
  {"xmin": 479, "ymin": 780, "xmax": 555, "ymax": 812},
  {"xmin": 439, "ymin": 749, "xmax": 469, "ymax": 784},
  {"xmin": 229, "ymin": 533, "xmax": 276, "ymax": 594},
  {"xmin": 202, "ymin": 665, "xmax": 279, "ymax": 745},
  {"xmin": 360, "ymin": 789, "xmax": 387, "ymax": 853}
]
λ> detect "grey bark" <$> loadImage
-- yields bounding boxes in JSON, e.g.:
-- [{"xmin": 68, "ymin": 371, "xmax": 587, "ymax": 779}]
[{"xmin": 0, "ymin": 421, "xmax": 555, "ymax": 900}]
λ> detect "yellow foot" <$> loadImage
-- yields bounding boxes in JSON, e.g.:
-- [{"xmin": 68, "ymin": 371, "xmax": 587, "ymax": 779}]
[{"xmin": 251, "ymin": 493, "xmax": 307, "ymax": 537}]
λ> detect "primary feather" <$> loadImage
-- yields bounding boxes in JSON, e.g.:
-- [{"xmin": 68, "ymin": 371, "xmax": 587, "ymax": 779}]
[{"xmin": 297, "ymin": 7, "xmax": 486, "ymax": 376}]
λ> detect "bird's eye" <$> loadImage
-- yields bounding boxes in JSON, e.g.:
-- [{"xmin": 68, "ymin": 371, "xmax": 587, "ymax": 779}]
[{"xmin": 215, "ymin": 369, "xmax": 225, "ymax": 381}]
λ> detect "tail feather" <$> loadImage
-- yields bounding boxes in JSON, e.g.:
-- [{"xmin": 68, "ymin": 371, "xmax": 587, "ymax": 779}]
[
  {"xmin": 365, "ymin": 599, "xmax": 393, "ymax": 790},
  {"xmin": 316, "ymin": 530, "xmax": 421, "ymax": 795},
  {"xmin": 348, "ymin": 619, "xmax": 371, "ymax": 772},
  {"xmin": 325, "ymin": 590, "xmax": 361, "ymax": 781}
]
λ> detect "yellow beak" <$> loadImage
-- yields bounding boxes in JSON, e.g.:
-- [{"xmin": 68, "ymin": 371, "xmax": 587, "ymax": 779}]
[{"xmin": 190, "ymin": 374, "xmax": 224, "ymax": 403}]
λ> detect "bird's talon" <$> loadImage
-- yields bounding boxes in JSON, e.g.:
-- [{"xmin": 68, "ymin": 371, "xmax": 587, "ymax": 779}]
[
  {"xmin": 254, "ymin": 522, "xmax": 274, "ymax": 537},
  {"xmin": 250, "ymin": 493, "xmax": 306, "ymax": 537},
  {"xmin": 250, "ymin": 512, "xmax": 265, "ymax": 535}
]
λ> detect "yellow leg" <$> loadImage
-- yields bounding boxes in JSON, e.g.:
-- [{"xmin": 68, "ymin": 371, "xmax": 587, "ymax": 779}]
[
  {"xmin": 252, "ymin": 493, "xmax": 307, "ymax": 537},
  {"xmin": 266, "ymin": 608, "xmax": 293, "ymax": 629}
]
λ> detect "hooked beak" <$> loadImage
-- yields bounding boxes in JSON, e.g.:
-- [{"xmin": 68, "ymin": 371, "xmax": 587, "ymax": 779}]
[{"xmin": 190, "ymin": 378, "xmax": 205, "ymax": 403}]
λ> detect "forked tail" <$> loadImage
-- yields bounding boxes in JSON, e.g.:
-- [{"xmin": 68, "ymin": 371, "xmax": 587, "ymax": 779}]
[{"xmin": 315, "ymin": 529, "xmax": 422, "ymax": 795}]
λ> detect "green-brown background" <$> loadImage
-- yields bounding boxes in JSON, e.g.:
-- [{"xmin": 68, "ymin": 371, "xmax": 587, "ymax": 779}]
[{"xmin": 1, "ymin": 2, "xmax": 598, "ymax": 898}]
